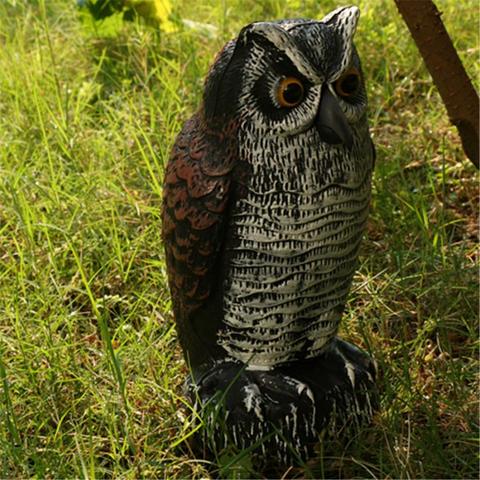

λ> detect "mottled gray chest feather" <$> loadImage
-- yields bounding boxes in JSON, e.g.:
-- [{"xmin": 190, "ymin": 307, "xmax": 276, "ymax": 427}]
[{"xmin": 218, "ymin": 125, "xmax": 373, "ymax": 368}]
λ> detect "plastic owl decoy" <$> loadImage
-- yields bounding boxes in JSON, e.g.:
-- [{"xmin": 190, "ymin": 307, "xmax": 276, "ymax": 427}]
[{"xmin": 162, "ymin": 5, "xmax": 377, "ymax": 465}]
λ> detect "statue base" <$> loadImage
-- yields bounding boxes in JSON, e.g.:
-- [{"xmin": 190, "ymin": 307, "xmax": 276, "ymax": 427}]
[{"xmin": 186, "ymin": 338, "xmax": 378, "ymax": 467}]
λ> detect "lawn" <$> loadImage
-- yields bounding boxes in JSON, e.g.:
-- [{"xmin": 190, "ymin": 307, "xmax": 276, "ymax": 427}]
[{"xmin": 0, "ymin": 0, "xmax": 478, "ymax": 478}]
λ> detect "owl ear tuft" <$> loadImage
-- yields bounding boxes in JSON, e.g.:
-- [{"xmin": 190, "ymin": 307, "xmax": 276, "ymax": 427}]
[
  {"xmin": 321, "ymin": 6, "xmax": 359, "ymax": 43},
  {"xmin": 238, "ymin": 22, "xmax": 293, "ymax": 50},
  {"xmin": 321, "ymin": 6, "xmax": 360, "ymax": 79},
  {"xmin": 238, "ymin": 22, "xmax": 318, "ymax": 82}
]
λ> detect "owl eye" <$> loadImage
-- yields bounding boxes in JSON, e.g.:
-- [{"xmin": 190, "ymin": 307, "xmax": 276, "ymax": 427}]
[
  {"xmin": 276, "ymin": 77, "xmax": 305, "ymax": 108},
  {"xmin": 334, "ymin": 68, "xmax": 361, "ymax": 98}
]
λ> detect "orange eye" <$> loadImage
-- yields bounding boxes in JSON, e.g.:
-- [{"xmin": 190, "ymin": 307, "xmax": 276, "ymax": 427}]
[
  {"xmin": 334, "ymin": 67, "xmax": 361, "ymax": 98},
  {"xmin": 276, "ymin": 77, "xmax": 304, "ymax": 107}
]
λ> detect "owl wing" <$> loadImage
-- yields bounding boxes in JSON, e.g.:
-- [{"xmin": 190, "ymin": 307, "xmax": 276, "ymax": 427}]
[{"xmin": 162, "ymin": 113, "xmax": 241, "ymax": 365}]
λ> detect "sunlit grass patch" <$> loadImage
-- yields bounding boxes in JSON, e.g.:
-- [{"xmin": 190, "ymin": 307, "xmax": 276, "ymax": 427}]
[{"xmin": 0, "ymin": 0, "xmax": 478, "ymax": 478}]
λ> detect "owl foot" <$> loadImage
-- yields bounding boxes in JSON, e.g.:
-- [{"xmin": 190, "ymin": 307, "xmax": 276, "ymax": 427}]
[{"xmin": 185, "ymin": 338, "xmax": 378, "ymax": 467}]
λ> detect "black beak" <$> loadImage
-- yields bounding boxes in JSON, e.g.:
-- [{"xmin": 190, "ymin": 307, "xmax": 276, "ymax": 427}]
[{"xmin": 315, "ymin": 86, "xmax": 354, "ymax": 148}]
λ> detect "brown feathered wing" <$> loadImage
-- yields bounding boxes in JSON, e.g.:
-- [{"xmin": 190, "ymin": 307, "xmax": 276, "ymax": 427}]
[{"xmin": 162, "ymin": 113, "xmax": 240, "ymax": 367}]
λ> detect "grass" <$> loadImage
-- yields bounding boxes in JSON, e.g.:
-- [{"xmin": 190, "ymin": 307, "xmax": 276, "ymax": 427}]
[{"xmin": 0, "ymin": 0, "xmax": 478, "ymax": 477}]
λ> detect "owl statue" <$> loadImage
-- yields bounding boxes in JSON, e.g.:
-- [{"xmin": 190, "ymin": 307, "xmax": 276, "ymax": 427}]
[{"xmin": 162, "ymin": 5, "xmax": 377, "ymax": 466}]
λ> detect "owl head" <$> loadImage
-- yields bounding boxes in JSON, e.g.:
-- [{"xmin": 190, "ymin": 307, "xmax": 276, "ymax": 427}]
[{"xmin": 203, "ymin": 6, "xmax": 367, "ymax": 148}]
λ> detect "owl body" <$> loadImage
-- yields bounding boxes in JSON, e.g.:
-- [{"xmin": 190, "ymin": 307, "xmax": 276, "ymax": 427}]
[
  {"xmin": 162, "ymin": 6, "xmax": 377, "ymax": 465},
  {"xmin": 221, "ymin": 113, "xmax": 373, "ymax": 368}
]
